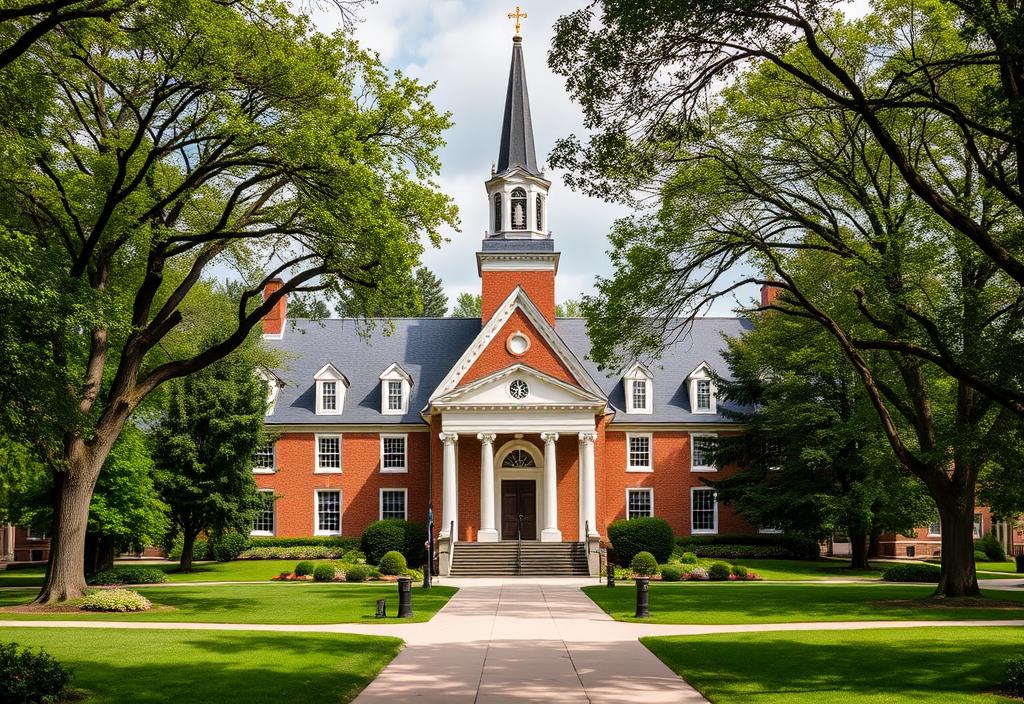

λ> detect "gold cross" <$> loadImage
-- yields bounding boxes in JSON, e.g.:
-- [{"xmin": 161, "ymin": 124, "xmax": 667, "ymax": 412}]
[{"xmin": 507, "ymin": 5, "xmax": 527, "ymax": 36}]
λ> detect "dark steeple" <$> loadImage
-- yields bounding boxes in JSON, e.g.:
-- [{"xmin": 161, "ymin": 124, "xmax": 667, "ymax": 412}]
[{"xmin": 496, "ymin": 36, "xmax": 540, "ymax": 177}]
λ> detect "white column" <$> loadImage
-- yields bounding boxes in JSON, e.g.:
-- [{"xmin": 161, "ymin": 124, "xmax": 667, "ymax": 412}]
[
  {"xmin": 540, "ymin": 432, "xmax": 561, "ymax": 542},
  {"xmin": 477, "ymin": 433, "xmax": 499, "ymax": 542},
  {"xmin": 439, "ymin": 432, "xmax": 459, "ymax": 540},
  {"xmin": 578, "ymin": 432, "xmax": 598, "ymax": 538}
]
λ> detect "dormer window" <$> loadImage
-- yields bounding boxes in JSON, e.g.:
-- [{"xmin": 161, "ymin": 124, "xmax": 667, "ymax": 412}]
[
  {"xmin": 511, "ymin": 187, "xmax": 527, "ymax": 230},
  {"xmin": 314, "ymin": 363, "xmax": 348, "ymax": 416},
  {"xmin": 494, "ymin": 192, "xmax": 502, "ymax": 232},
  {"xmin": 379, "ymin": 363, "xmax": 412, "ymax": 415},
  {"xmin": 686, "ymin": 362, "xmax": 717, "ymax": 414},
  {"xmin": 623, "ymin": 363, "xmax": 653, "ymax": 414}
]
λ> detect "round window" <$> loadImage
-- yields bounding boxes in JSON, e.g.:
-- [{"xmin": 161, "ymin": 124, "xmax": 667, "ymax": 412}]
[
  {"xmin": 506, "ymin": 331, "xmax": 530, "ymax": 356},
  {"xmin": 509, "ymin": 379, "xmax": 530, "ymax": 400}
]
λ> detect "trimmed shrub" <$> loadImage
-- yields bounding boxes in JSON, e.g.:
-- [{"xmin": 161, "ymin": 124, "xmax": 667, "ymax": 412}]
[
  {"xmin": 80, "ymin": 589, "xmax": 152, "ymax": 612},
  {"xmin": 630, "ymin": 551, "xmax": 659, "ymax": 576},
  {"xmin": 730, "ymin": 565, "xmax": 748, "ymax": 578},
  {"xmin": 1004, "ymin": 655, "xmax": 1024, "ymax": 698},
  {"xmin": 882, "ymin": 563, "xmax": 941, "ymax": 583},
  {"xmin": 313, "ymin": 564, "xmax": 336, "ymax": 582},
  {"xmin": 88, "ymin": 567, "xmax": 167, "ymax": 586},
  {"xmin": 607, "ymin": 517, "xmax": 674, "ymax": 565},
  {"xmin": 0, "ymin": 642, "xmax": 73, "ymax": 704},
  {"xmin": 361, "ymin": 520, "xmax": 428, "ymax": 567},
  {"xmin": 247, "ymin": 536, "xmax": 361, "ymax": 550},
  {"xmin": 660, "ymin": 564, "xmax": 683, "ymax": 582},
  {"xmin": 345, "ymin": 564, "xmax": 372, "ymax": 582},
  {"xmin": 689, "ymin": 544, "xmax": 793, "ymax": 559},
  {"xmin": 167, "ymin": 537, "xmax": 209, "ymax": 562},
  {"xmin": 210, "ymin": 532, "xmax": 250, "ymax": 562},
  {"xmin": 974, "ymin": 549, "xmax": 988, "ymax": 561},
  {"xmin": 680, "ymin": 551, "xmax": 698, "ymax": 565},
  {"xmin": 686, "ymin": 567, "xmax": 709, "ymax": 581},
  {"xmin": 379, "ymin": 550, "xmax": 408, "ymax": 576},
  {"xmin": 707, "ymin": 562, "xmax": 732, "ymax": 581},
  {"xmin": 240, "ymin": 546, "xmax": 338, "ymax": 560},
  {"xmin": 294, "ymin": 561, "xmax": 315, "ymax": 577},
  {"xmin": 677, "ymin": 533, "xmax": 820, "ymax": 560},
  {"xmin": 977, "ymin": 533, "xmax": 1007, "ymax": 562}
]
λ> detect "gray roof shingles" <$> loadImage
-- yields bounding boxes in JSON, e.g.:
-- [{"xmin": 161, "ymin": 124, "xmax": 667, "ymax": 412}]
[{"xmin": 264, "ymin": 316, "xmax": 752, "ymax": 426}]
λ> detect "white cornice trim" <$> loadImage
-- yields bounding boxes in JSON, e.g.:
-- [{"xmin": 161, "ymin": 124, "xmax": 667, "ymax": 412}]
[
  {"xmin": 433, "ymin": 363, "xmax": 605, "ymax": 406},
  {"xmin": 607, "ymin": 422, "xmax": 742, "ymax": 432},
  {"xmin": 263, "ymin": 423, "xmax": 430, "ymax": 432}
]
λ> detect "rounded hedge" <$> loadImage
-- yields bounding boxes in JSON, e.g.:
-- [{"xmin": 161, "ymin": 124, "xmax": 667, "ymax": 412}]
[
  {"xmin": 730, "ymin": 565, "xmax": 748, "ymax": 578},
  {"xmin": 345, "ymin": 564, "xmax": 372, "ymax": 582},
  {"xmin": 294, "ymin": 561, "xmax": 315, "ymax": 577},
  {"xmin": 974, "ymin": 549, "xmax": 988, "ymax": 561},
  {"xmin": 680, "ymin": 551, "xmax": 698, "ymax": 565},
  {"xmin": 88, "ymin": 567, "xmax": 167, "ymax": 586},
  {"xmin": 313, "ymin": 564, "xmax": 336, "ymax": 582},
  {"xmin": 361, "ymin": 520, "xmax": 428, "ymax": 567},
  {"xmin": 707, "ymin": 562, "xmax": 731, "ymax": 581},
  {"xmin": 210, "ymin": 532, "xmax": 250, "ymax": 562},
  {"xmin": 977, "ymin": 533, "xmax": 1007, "ymax": 562},
  {"xmin": 608, "ymin": 517, "xmax": 674, "ymax": 565},
  {"xmin": 379, "ymin": 550, "xmax": 408, "ymax": 576},
  {"xmin": 1005, "ymin": 655, "xmax": 1024, "ymax": 698},
  {"xmin": 882, "ymin": 563, "xmax": 941, "ymax": 583},
  {"xmin": 0, "ymin": 642, "xmax": 73, "ymax": 704},
  {"xmin": 630, "ymin": 551, "xmax": 659, "ymax": 576},
  {"xmin": 80, "ymin": 589, "xmax": 152, "ymax": 612},
  {"xmin": 660, "ymin": 564, "xmax": 683, "ymax": 582}
]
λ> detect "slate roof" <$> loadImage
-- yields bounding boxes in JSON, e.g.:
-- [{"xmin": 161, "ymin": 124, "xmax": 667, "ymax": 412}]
[
  {"xmin": 496, "ymin": 37, "xmax": 540, "ymax": 177},
  {"xmin": 263, "ymin": 316, "xmax": 752, "ymax": 426}
]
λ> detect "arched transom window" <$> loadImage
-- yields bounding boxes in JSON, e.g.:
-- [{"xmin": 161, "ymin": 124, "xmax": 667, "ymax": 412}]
[
  {"xmin": 493, "ymin": 192, "xmax": 502, "ymax": 232},
  {"xmin": 502, "ymin": 449, "xmax": 536, "ymax": 468},
  {"xmin": 511, "ymin": 187, "xmax": 527, "ymax": 230}
]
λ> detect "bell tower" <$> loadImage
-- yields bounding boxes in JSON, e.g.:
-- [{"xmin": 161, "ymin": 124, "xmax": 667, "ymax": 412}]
[{"xmin": 477, "ymin": 27, "xmax": 558, "ymax": 325}]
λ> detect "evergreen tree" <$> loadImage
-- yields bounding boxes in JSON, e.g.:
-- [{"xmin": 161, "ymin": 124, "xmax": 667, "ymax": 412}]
[
  {"xmin": 415, "ymin": 268, "xmax": 448, "ymax": 317},
  {"xmin": 450, "ymin": 293, "xmax": 482, "ymax": 318},
  {"xmin": 288, "ymin": 294, "xmax": 332, "ymax": 319},
  {"xmin": 556, "ymin": 298, "xmax": 583, "ymax": 317}
]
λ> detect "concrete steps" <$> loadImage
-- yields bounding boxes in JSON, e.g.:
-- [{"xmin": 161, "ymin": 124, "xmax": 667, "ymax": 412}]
[{"xmin": 450, "ymin": 541, "xmax": 590, "ymax": 576}]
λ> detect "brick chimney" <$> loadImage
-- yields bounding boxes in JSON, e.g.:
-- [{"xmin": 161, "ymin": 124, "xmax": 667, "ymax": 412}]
[
  {"xmin": 760, "ymin": 284, "xmax": 781, "ymax": 308},
  {"xmin": 262, "ymin": 278, "xmax": 287, "ymax": 337}
]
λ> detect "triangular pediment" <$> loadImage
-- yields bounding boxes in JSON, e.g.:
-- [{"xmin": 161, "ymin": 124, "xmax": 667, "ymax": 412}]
[{"xmin": 432, "ymin": 364, "xmax": 605, "ymax": 411}]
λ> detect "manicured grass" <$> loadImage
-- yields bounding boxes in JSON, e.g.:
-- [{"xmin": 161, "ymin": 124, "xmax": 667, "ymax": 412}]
[
  {"xmin": 728, "ymin": 559, "xmax": 884, "ymax": 581},
  {"xmin": 583, "ymin": 583, "xmax": 1024, "ymax": 624},
  {"xmin": 0, "ymin": 583, "xmax": 456, "ymax": 624},
  {"xmin": 0, "ymin": 626, "xmax": 401, "ymax": 703},
  {"xmin": 643, "ymin": 626, "xmax": 1022, "ymax": 703},
  {"xmin": 974, "ymin": 561, "xmax": 1020, "ymax": 575}
]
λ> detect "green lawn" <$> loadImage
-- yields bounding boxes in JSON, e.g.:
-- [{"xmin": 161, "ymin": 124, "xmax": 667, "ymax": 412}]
[
  {"xmin": 0, "ymin": 583, "xmax": 456, "ymax": 624},
  {"xmin": 583, "ymin": 583, "xmax": 1024, "ymax": 624},
  {"xmin": 643, "ymin": 626, "xmax": 1022, "ymax": 703},
  {"xmin": 729, "ymin": 559, "xmax": 885, "ymax": 581},
  {"xmin": 0, "ymin": 627, "xmax": 400, "ymax": 703}
]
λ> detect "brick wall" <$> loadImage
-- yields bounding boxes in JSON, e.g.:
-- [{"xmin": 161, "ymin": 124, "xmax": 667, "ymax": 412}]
[
  {"xmin": 481, "ymin": 270, "xmax": 555, "ymax": 324},
  {"xmin": 460, "ymin": 308, "xmax": 576, "ymax": 387}
]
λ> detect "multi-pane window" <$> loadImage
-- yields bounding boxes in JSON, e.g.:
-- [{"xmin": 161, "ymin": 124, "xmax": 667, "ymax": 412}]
[
  {"xmin": 252, "ymin": 491, "xmax": 275, "ymax": 535},
  {"xmin": 511, "ymin": 188, "xmax": 527, "ymax": 230},
  {"xmin": 387, "ymin": 380, "xmax": 404, "ymax": 411},
  {"xmin": 536, "ymin": 194, "xmax": 543, "ymax": 231},
  {"xmin": 253, "ymin": 443, "xmax": 276, "ymax": 472},
  {"xmin": 381, "ymin": 435, "xmax": 407, "ymax": 472},
  {"xmin": 692, "ymin": 488, "xmax": 718, "ymax": 534},
  {"xmin": 316, "ymin": 435, "xmax": 341, "ymax": 472},
  {"xmin": 494, "ymin": 193, "xmax": 502, "ymax": 232},
  {"xmin": 381, "ymin": 489, "xmax": 407, "ymax": 521},
  {"xmin": 631, "ymin": 380, "xmax": 647, "ymax": 411},
  {"xmin": 696, "ymin": 379, "xmax": 712, "ymax": 411},
  {"xmin": 691, "ymin": 434, "xmax": 717, "ymax": 471},
  {"xmin": 316, "ymin": 490, "xmax": 341, "ymax": 535},
  {"xmin": 928, "ymin": 519, "xmax": 942, "ymax": 536},
  {"xmin": 321, "ymin": 381, "xmax": 337, "ymax": 411},
  {"xmin": 627, "ymin": 488, "xmax": 653, "ymax": 519},
  {"xmin": 627, "ymin": 434, "xmax": 651, "ymax": 471},
  {"xmin": 974, "ymin": 513, "xmax": 983, "ymax": 539}
]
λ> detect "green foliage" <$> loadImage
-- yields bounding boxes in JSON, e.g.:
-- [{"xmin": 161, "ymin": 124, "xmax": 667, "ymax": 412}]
[
  {"xmin": 240, "ymin": 545, "xmax": 357, "ymax": 560},
  {"xmin": 415, "ymin": 268, "xmax": 448, "ymax": 317},
  {"xmin": 312, "ymin": 564, "xmax": 336, "ymax": 582},
  {"xmin": 555, "ymin": 298, "xmax": 584, "ymax": 317},
  {"xmin": 450, "ymin": 292, "xmax": 482, "ymax": 318},
  {"xmin": 168, "ymin": 537, "xmax": 209, "ymax": 562},
  {"xmin": 345, "ymin": 564, "xmax": 372, "ymax": 582},
  {"xmin": 210, "ymin": 533, "xmax": 250, "ymax": 562},
  {"xmin": 882, "ymin": 564, "xmax": 941, "ymax": 583},
  {"xmin": 294, "ymin": 562, "xmax": 315, "ymax": 577},
  {"xmin": 659, "ymin": 564, "xmax": 683, "ymax": 582},
  {"xmin": 975, "ymin": 550, "xmax": 988, "ymax": 561},
  {"xmin": 378, "ymin": 551, "xmax": 407, "ymax": 576},
  {"xmin": 287, "ymin": 294, "xmax": 332, "ymax": 320},
  {"xmin": 680, "ymin": 552, "xmax": 698, "ymax": 565},
  {"xmin": 248, "ymin": 537, "xmax": 361, "ymax": 550},
  {"xmin": 87, "ymin": 567, "xmax": 167, "ymax": 586},
  {"xmin": 80, "ymin": 589, "xmax": 152, "ymax": 612},
  {"xmin": 677, "ymin": 534, "xmax": 820, "ymax": 560},
  {"xmin": 608, "ymin": 517, "xmax": 674, "ymax": 565},
  {"xmin": 707, "ymin": 562, "xmax": 732, "ymax": 581},
  {"xmin": 1005, "ymin": 656, "xmax": 1024, "ymax": 698},
  {"xmin": 361, "ymin": 520, "xmax": 427, "ymax": 567},
  {"xmin": 630, "ymin": 551, "xmax": 658, "ymax": 576},
  {"xmin": 977, "ymin": 533, "xmax": 1007, "ymax": 562},
  {"xmin": 730, "ymin": 565, "xmax": 748, "ymax": 578},
  {"xmin": 0, "ymin": 641, "xmax": 73, "ymax": 704}
]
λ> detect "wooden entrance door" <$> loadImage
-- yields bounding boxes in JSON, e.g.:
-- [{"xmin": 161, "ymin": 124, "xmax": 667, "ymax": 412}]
[{"xmin": 501, "ymin": 480, "xmax": 537, "ymax": 540}]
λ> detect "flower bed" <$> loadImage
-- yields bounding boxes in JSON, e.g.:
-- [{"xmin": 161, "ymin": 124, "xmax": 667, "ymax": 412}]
[{"xmin": 80, "ymin": 589, "xmax": 152, "ymax": 612}]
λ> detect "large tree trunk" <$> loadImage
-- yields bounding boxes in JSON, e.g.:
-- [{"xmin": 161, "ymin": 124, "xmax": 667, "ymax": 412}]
[
  {"xmin": 85, "ymin": 533, "xmax": 116, "ymax": 574},
  {"xmin": 35, "ymin": 461, "xmax": 100, "ymax": 603},
  {"xmin": 848, "ymin": 530, "xmax": 870, "ymax": 569},
  {"xmin": 868, "ymin": 527, "xmax": 881, "ymax": 559},
  {"xmin": 935, "ymin": 494, "xmax": 981, "ymax": 598},
  {"xmin": 179, "ymin": 528, "xmax": 198, "ymax": 573}
]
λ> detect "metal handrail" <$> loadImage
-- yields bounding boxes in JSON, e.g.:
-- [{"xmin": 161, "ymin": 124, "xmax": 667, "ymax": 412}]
[{"xmin": 516, "ymin": 514, "xmax": 523, "ymax": 576}]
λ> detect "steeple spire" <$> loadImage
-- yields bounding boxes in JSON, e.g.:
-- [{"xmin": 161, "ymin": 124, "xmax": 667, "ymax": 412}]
[{"xmin": 496, "ymin": 35, "xmax": 540, "ymax": 177}]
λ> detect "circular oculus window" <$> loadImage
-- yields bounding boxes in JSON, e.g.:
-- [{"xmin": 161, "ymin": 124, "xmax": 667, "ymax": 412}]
[
  {"xmin": 506, "ymin": 331, "xmax": 531, "ymax": 356},
  {"xmin": 509, "ymin": 379, "xmax": 530, "ymax": 400}
]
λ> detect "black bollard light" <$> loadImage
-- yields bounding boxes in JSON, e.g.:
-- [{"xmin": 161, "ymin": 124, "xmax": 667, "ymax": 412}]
[
  {"xmin": 635, "ymin": 576, "xmax": 650, "ymax": 618},
  {"xmin": 606, "ymin": 568, "xmax": 616, "ymax": 587},
  {"xmin": 1016, "ymin": 553, "xmax": 1024, "ymax": 574},
  {"xmin": 375, "ymin": 599, "xmax": 387, "ymax": 618},
  {"xmin": 397, "ymin": 576, "xmax": 413, "ymax": 618}
]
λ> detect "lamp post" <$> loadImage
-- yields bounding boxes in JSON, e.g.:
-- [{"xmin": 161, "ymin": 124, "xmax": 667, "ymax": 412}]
[
  {"xmin": 397, "ymin": 576, "xmax": 413, "ymax": 618},
  {"xmin": 635, "ymin": 577, "xmax": 650, "ymax": 618},
  {"xmin": 424, "ymin": 504, "xmax": 433, "ymax": 589}
]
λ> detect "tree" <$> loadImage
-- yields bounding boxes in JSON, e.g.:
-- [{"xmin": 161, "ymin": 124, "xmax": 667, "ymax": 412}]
[
  {"xmin": 415, "ymin": 267, "xmax": 448, "ymax": 317},
  {"xmin": 556, "ymin": 298, "xmax": 583, "ymax": 317},
  {"xmin": 152, "ymin": 355, "xmax": 267, "ymax": 573},
  {"xmin": 450, "ymin": 293, "xmax": 482, "ymax": 318},
  {"xmin": 287, "ymin": 294, "xmax": 332, "ymax": 319},
  {"xmin": 0, "ymin": 0, "xmax": 457, "ymax": 602},
  {"xmin": 551, "ymin": 1, "xmax": 1022, "ymax": 597},
  {"xmin": 709, "ymin": 293, "xmax": 932, "ymax": 568}
]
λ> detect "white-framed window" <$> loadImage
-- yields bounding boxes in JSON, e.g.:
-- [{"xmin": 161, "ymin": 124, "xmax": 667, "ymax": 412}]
[
  {"xmin": 687, "ymin": 362, "xmax": 717, "ymax": 414},
  {"xmin": 251, "ymin": 490, "xmax": 276, "ymax": 536},
  {"xmin": 696, "ymin": 379, "xmax": 712, "ymax": 411},
  {"xmin": 632, "ymin": 379, "xmax": 648, "ymax": 411},
  {"xmin": 380, "ymin": 434, "xmax": 408, "ymax": 473},
  {"xmin": 626, "ymin": 433, "xmax": 652, "ymax": 472},
  {"xmin": 253, "ymin": 442, "xmax": 276, "ymax": 474},
  {"xmin": 315, "ymin": 434, "xmax": 342, "ymax": 473},
  {"xmin": 25, "ymin": 527, "xmax": 47, "ymax": 541},
  {"xmin": 622, "ymin": 363, "xmax": 653, "ymax": 414},
  {"xmin": 691, "ymin": 487, "xmax": 718, "ymax": 534},
  {"xmin": 690, "ymin": 432, "xmax": 717, "ymax": 472},
  {"xmin": 974, "ymin": 513, "xmax": 984, "ymax": 539},
  {"xmin": 380, "ymin": 488, "xmax": 407, "ymax": 521},
  {"xmin": 927, "ymin": 519, "xmax": 941, "ymax": 536},
  {"xmin": 379, "ymin": 363, "xmax": 412, "ymax": 415},
  {"xmin": 315, "ymin": 489, "xmax": 341, "ymax": 536},
  {"xmin": 314, "ymin": 363, "xmax": 347, "ymax": 415},
  {"xmin": 626, "ymin": 488, "xmax": 653, "ymax": 519},
  {"xmin": 387, "ymin": 381, "xmax": 403, "ymax": 410}
]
